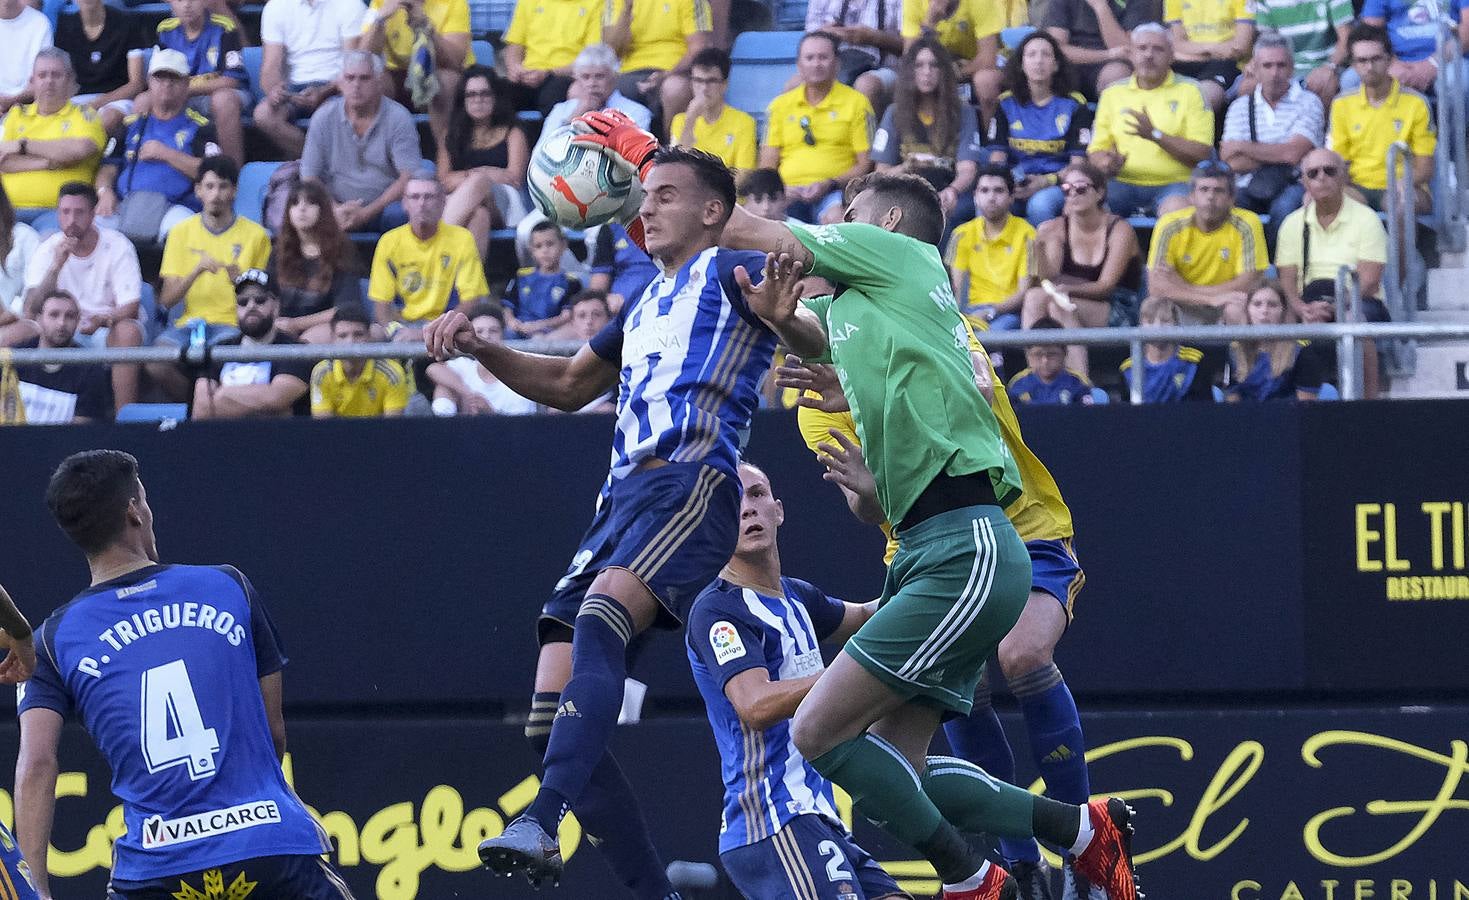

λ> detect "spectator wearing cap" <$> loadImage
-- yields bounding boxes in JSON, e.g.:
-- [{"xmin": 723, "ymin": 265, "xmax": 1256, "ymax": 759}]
[
  {"xmin": 309, "ymin": 304, "xmax": 408, "ymax": 417},
  {"xmin": 603, "ymin": 0, "xmax": 712, "ymax": 120},
  {"xmin": 1249, "ymin": 0, "xmax": 1351, "ymax": 105},
  {"xmin": 1146, "ymin": 159, "xmax": 1268, "ymax": 325},
  {"xmin": 55, "ymin": 0, "xmax": 150, "ymax": 135},
  {"xmin": 252, "ymin": 0, "xmax": 367, "ymax": 158},
  {"xmin": 1328, "ymin": 22, "xmax": 1435, "ymax": 213},
  {"xmin": 1088, "ymin": 23, "xmax": 1214, "ymax": 219},
  {"xmin": 150, "ymin": 0, "xmax": 251, "ymax": 165},
  {"xmin": 761, "ymin": 31, "xmax": 875, "ymax": 224},
  {"xmin": 0, "ymin": 49, "xmax": 109, "ymax": 226},
  {"xmin": 22, "ymin": 182, "xmax": 144, "ymax": 408},
  {"xmin": 1164, "ymin": 0, "xmax": 1255, "ymax": 111},
  {"xmin": 367, "ymin": 171, "xmax": 490, "ymax": 342},
  {"xmin": 668, "ymin": 48, "xmax": 757, "ymax": 171},
  {"xmin": 11, "ymin": 289, "xmax": 114, "ymax": 423},
  {"xmin": 805, "ymin": 0, "xmax": 903, "ymax": 110},
  {"xmin": 0, "ymin": 0, "xmax": 52, "ymax": 117},
  {"xmin": 150, "ymin": 155, "xmax": 272, "ymax": 400},
  {"xmin": 95, "ymin": 49, "xmax": 220, "ymax": 243},
  {"xmin": 301, "ymin": 50, "xmax": 423, "ymax": 234},
  {"xmin": 1044, "ymin": 0, "xmax": 1160, "ymax": 99},
  {"xmin": 500, "ymin": 0, "xmax": 603, "ymax": 114},
  {"xmin": 1219, "ymin": 30, "xmax": 1323, "ymax": 248},
  {"xmin": 192, "ymin": 268, "xmax": 314, "ymax": 419}
]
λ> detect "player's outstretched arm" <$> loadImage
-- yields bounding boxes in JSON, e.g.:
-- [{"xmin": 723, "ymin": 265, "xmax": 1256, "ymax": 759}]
[
  {"xmin": 0, "ymin": 582, "xmax": 35, "ymax": 684},
  {"xmin": 816, "ymin": 429, "xmax": 885, "ymax": 525},
  {"xmin": 15, "ymin": 708, "xmax": 62, "ymax": 900},
  {"xmin": 720, "ymin": 204, "xmax": 815, "ymax": 271},
  {"xmin": 424, "ymin": 310, "xmax": 619, "ymax": 412},
  {"xmin": 733, "ymin": 252, "xmax": 828, "ymax": 360},
  {"xmin": 723, "ymin": 669, "xmax": 822, "ymax": 732}
]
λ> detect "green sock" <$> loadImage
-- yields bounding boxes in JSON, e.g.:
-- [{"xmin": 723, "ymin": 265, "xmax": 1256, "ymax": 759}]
[
  {"xmin": 809, "ymin": 734, "xmax": 944, "ymax": 847},
  {"xmin": 922, "ymin": 754, "xmax": 1041, "ymax": 839}
]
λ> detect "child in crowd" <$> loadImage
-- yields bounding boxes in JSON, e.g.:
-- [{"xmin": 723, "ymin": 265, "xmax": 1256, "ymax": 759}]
[
  {"xmin": 503, "ymin": 221, "xmax": 581, "ymax": 338},
  {"xmin": 1008, "ymin": 318, "xmax": 1094, "ymax": 405},
  {"xmin": 1120, "ymin": 296, "xmax": 1217, "ymax": 402},
  {"xmin": 738, "ymin": 168, "xmax": 796, "ymax": 223}
]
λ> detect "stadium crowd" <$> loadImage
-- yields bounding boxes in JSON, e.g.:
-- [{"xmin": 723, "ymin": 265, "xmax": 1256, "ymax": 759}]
[{"xmin": 0, "ymin": 0, "xmax": 1455, "ymax": 424}]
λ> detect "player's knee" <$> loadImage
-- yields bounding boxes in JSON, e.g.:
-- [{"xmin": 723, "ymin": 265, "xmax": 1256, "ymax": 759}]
[
  {"xmin": 998, "ymin": 630, "xmax": 1056, "ymax": 679},
  {"xmin": 789, "ymin": 706, "xmax": 831, "ymax": 761}
]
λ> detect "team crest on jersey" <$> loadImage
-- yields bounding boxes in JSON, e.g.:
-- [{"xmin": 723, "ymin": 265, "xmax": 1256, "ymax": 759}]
[
  {"xmin": 231, "ymin": 244, "xmax": 242, "ymax": 261},
  {"xmin": 402, "ymin": 270, "xmax": 425, "ymax": 293},
  {"xmin": 1169, "ymin": 100, "xmax": 1179, "ymax": 113},
  {"xmin": 441, "ymin": 254, "xmax": 451, "ymax": 270},
  {"xmin": 1394, "ymin": 118, "xmax": 1404, "ymax": 132},
  {"xmin": 1220, "ymin": 247, "xmax": 1230, "ymax": 261},
  {"xmin": 170, "ymin": 867, "xmax": 257, "ymax": 900},
  {"xmin": 177, "ymin": 128, "xmax": 190, "ymax": 148},
  {"xmin": 709, "ymin": 621, "xmax": 746, "ymax": 664},
  {"xmin": 207, "ymin": 47, "xmax": 220, "ymax": 68}
]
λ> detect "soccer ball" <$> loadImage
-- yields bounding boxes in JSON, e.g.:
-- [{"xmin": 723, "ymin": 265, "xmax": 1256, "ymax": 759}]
[{"xmin": 527, "ymin": 124, "xmax": 642, "ymax": 230}]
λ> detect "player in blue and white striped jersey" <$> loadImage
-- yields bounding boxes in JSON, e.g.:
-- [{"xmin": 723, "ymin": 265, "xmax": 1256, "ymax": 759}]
[
  {"xmin": 426, "ymin": 140, "xmax": 778, "ymax": 893},
  {"xmin": 688, "ymin": 462, "xmax": 909, "ymax": 900}
]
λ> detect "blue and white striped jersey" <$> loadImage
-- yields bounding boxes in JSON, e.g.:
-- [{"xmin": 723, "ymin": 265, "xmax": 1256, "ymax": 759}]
[
  {"xmin": 687, "ymin": 576, "xmax": 848, "ymax": 854},
  {"xmin": 588, "ymin": 247, "xmax": 777, "ymax": 484}
]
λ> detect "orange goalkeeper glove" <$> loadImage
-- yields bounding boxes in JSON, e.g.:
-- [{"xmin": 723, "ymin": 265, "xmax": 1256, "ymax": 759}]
[{"xmin": 569, "ymin": 109, "xmax": 660, "ymax": 182}]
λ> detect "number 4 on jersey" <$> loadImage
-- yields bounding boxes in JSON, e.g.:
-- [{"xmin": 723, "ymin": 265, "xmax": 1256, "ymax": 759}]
[{"xmin": 140, "ymin": 660, "xmax": 221, "ymax": 781}]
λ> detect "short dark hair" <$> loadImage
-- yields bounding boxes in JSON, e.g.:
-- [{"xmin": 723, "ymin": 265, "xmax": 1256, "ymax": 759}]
[
  {"xmin": 739, "ymin": 168, "xmax": 786, "ymax": 201},
  {"xmin": 974, "ymin": 163, "xmax": 1016, "ymax": 194},
  {"xmin": 689, "ymin": 47, "xmax": 731, "ymax": 79},
  {"xmin": 57, "ymin": 181, "xmax": 99, "ymax": 209},
  {"xmin": 652, "ymin": 145, "xmax": 737, "ymax": 224},
  {"xmin": 196, "ymin": 154, "xmax": 240, "ymax": 187},
  {"xmin": 466, "ymin": 300, "xmax": 506, "ymax": 324},
  {"xmin": 1347, "ymin": 21, "xmax": 1392, "ymax": 57},
  {"xmin": 1027, "ymin": 317, "xmax": 1066, "ymax": 349},
  {"xmin": 530, "ymin": 220, "xmax": 566, "ymax": 241},
  {"xmin": 570, "ymin": 289, "xmax": 610, "ymax": 311},
  {"xmin": 332, "ymin": 304, "xmax": 372, "ymax": 328},
  {"xmin": 800, "ymin": 30, "xmax": 840, "ymax": 56},
  {"xmin": 845, "ymin": 172, "xmax": 945, "ymax": 247},
  {"xmin": 46, "ymin": 450, "xmax": 142, "ymax": 555},
  {"xmin": 1032, "ymin": 317, "xmax": 1063, "ymax": 330},
  {"xmin": 39, "ymin": 289, "xmax": 79, "ymax": 310}
]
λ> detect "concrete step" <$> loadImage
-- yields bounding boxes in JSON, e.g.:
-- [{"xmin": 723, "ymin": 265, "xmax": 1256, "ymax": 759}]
[
  {"xmin": 1425, "ymin": 268, "xmax": 1469, "ymax": 309},
  {"xmin": 1385, "ymin": 341, "xmax": 1469, "ymax": 398},
  {"xmin": 1414, "ymin": 308, "xmax": 1469, "ymax": 323}
]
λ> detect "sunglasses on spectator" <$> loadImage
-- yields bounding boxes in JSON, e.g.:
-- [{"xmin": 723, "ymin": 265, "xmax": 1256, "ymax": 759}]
[
  {"xmin": 1060, "ymin": 182, "xmax": 1094, "ymax": 196},
  {"xmin": 799, "ymin": 116, "xmax": 816, "ymax": 146},
  {"xmin": 1304, "ymin": 165, "xmax": 1341, "ymax": 180},
  {"xmin": 236, "ymin": 293, "xmax": 272, "ymax": 307},
  {"xmin": 1193, "ymin": 158, "xmax": 1234, "ymax": 178}
]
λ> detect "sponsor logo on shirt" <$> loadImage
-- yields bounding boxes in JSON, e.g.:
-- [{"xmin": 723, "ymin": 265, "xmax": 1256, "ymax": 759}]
[
  {"xmin": 140, "ymin": 800, "xmax": 282, "ymax": 849},
  {"xmin": 709, "ymin": 620, "xmax": 746, "ymax": 664}
]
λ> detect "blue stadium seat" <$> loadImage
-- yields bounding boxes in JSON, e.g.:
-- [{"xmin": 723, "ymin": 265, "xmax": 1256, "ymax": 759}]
[
  {"xmin": 727, "ymin": 31, "xmax": 803, "ymax": 126},
  {"xmin": 472, "ymin": 39, "xmax": 495, "ymax": 69},
  {"xmin": 1318, "ymin": 382, "xmax": 1340, "ymax": 401},
  {"xmin": 240, "ymin": 45, "xmax": 264, "ymax": 104},
  {"xmin": 235, "ymin": 160, "xmax": 281, "ymax": 225},
  {"xmin": 1089, "ymin": 386, "xmax": 1110, "ymax": 404},
  {"xmin": 1001, "ymin": 26, "xmax": 1036, "ymax": 49},
  {"xmin": 468, "ymin": 0, "xmax": 516, "ymax": 33},
  {"xmin": 116, "ymin": 403, "xmax": 188, "ymax": 423}
]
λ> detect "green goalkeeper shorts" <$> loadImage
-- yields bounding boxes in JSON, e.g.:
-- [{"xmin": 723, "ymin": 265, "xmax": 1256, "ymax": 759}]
[{"xmin": 844, "ymin": 505, "xmax": 1031, "ymax": 715}]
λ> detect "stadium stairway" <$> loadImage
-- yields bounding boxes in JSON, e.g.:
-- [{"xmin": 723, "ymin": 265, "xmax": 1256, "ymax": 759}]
[{"xmin": 1394, "ymin": 226, "xmax": 1469, "ymax": 397}]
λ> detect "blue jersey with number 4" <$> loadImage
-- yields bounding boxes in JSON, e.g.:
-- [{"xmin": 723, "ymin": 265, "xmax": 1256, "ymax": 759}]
[{"xmin": 17, "ymin": 564, "xmax": 329, "ymax": 881}]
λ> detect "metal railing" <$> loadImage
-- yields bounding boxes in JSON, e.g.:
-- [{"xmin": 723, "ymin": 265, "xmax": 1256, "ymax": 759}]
[
  {"xmin": 1385, "ymin": 141, "xmax": 1424, "ymax": 377},
  {"xmin": 1434, "ymin": 21, "xmax": 1469, "ymax": 252}
]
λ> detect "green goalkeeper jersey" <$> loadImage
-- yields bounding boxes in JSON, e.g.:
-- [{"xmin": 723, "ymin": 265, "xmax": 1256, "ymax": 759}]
[{"xmin": 792, "ymin": 222, "xmax": 1022, "ymax": 527}]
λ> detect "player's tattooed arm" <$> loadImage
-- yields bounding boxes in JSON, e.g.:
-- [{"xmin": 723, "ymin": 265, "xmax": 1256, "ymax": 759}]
[
  {"xmin": 0, "ymin": 582, "xmax": 36, "ymax": 684},
  {"xmin": 720, "ymin": 203, "xmax": 816, "ymax": 273},
  {"xmin": 723, "ymin": 669, "xmax": 822, "ymax": 731},
  {"xmin": 15, "ymin": 708, "xmax": 62, "ymax": 899}
]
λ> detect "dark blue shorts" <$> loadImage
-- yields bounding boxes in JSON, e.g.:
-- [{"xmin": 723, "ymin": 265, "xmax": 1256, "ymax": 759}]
[
  {"xmin": 721, "ymin": 814, "xmax": 909, "ymax": 900},
  {"xmin": 108, "ymin": 854, "xmax": 353, "ymax": 899},
  {"xmin": 539, "ymin": 462, "xmax": 740, "ymax": 643},
  {"xmin": 0, "ymin": 823, "xmax": 40, "ymax": 899},
  {"xmin": 1026, "ymin": 538, "xmax": 1085, "ymax": 619}
]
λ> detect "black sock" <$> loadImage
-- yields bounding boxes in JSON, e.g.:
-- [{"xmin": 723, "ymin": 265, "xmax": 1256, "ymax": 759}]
[
  {"xmin": 1032, "ymin": 795, "xmax": 1081, "ymax": 849},
  {"xmin": 915, "ymin": 820, "xmax": 983, "ymax": 885}
]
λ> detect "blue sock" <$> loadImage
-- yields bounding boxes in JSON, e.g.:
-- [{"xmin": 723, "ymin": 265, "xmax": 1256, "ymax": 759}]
[
  {"xmin": 1012, "ymin": 663, "xmax": 1091, "ymax": 807},
  {"xmin": 941, "ymin": 673, "xmax": 1040, "ymax": 864},
  {"xmin": 528, "ymin": 692, "xmax": 676, "ymax": 900},
  {"xmin": 527, "ymin": 595, "xmax": 635, "ymax": 830}
]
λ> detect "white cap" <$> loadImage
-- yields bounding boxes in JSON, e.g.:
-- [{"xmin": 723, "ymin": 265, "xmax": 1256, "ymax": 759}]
[{"xmin": 148, "ymin": 48, "xmax": 190, "ymax": 78}]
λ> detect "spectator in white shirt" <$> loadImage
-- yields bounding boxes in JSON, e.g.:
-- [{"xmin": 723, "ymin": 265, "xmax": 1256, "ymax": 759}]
[
  {"xmin": 253, "ymin": 0, "xmax": 368, "ymax": 157},
  {"xmin": 0, "ymin": 182, "xmax": 41, "ymax": 345},
  {"xmin": 425, "ymin": 301, "xmax": 539, "ymax": 415},
  {"xmin": 0, "ymin": 0, "xmax": 52, "ymax": 116}
]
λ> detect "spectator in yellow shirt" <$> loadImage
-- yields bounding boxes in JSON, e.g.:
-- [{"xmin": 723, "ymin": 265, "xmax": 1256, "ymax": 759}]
[
  {"xmin": 947, "ymin": 165, "xmax": 1034, "ymax": 331},
  {"xmin": 1146, "ymin": 159, "xmax": 1268, "ymax": 326},
  {"xmin": 604, "ymin": 0, "xmax": 711, "ymax": 121},
  {"xmin": 501, "ymin": 0, "xmax": 603, "ymax": 113},
  {"xmin": 361, "ymin": 0, "xmax": 472, "ymax": 147},
  {"xmin": 1328, "ymin": 22, "xmax": 1435, "ymax": 213},
  {"xmin": 0, "ymin": 50, "xmax": 107, "ymax": 227},
  {"xmin": 668, "ymin": 48, "xmax": 755, "ymax": 171},
  {"xmin": 1164, "ymin": 0, "xmax": 1255, "ymax": 110},
  {"xmin": 310, "ymin": 305, "xmax": 410, "ymax": 417},
  {"xmin": 1088, "ymin": 23, "xmax": 1214, "ymax": 218},
  {"xmin": 760, "ymin": 31, "xmax": 874, "ymax": 224},
  {"xmin": 368, "ymin": 172, "xmax": 491, "ymax": 341}
]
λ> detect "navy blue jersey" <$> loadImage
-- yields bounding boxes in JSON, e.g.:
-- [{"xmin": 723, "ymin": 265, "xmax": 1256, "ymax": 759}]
[
  {"xmin": 686, "ymin": 577, "xmax": 847, "ymax": 854},
  {"xmin": 986, "ymin": 92, "xmax": 1093, "ymax": 177},
  {"xmin": 591, "ymin": 224, "xmax": 659, "ymax": 304},
  {"xmin": 111, "ymin": 109, "xmax": 217, "ymax": 207},
  {"xmin": 1007, "ymin": 368, "xmax": 1093, "ymax": 405},
  {"xmin": 17, "ymin": 564, "xmax": 330, "ymax": 881},
  {"xmin": 502, "ymin": 269, "xmax": 580, "ymax": 327},
  {"xmin": 1120, "ymin": 345, "xmax": 1207, "ymax": 403},
  {"xmin": 586, "ymin": 247, "xmax": 777, "ymax": 485},
  {"xmin": 155, "ymin": 14, "xmax": 247, "ymax": 83},
  {"xmin": 1227, "ymin": 342, "xmax": 1324, "ymax": 401}
]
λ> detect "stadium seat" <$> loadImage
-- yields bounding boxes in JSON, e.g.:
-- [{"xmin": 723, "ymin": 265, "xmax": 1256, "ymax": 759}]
[
  {"xmin": 1318, "ymin": 383, "xmax": 1340, "ymax": 401},
  {"xmin": 775, "ymin": 0, "xmax": 807, "ymax": 28},
  {"xmin": 116, "ymin": 403, "xmax": 188, "ymax": 423},
  {"xmin": 1089, "ymin": 386, "xmax": 1110, "ymax": 404},
  {"xmin": 472, "ymin": 39, "xmax": 495, "ymax": 69},
  {"xmin": 727, "ymin": 31, "xmax": 803, "ymax": 125},
  {"xmin": 1002, "ymin": 26, "xmax": 1036, "ymax": 49},
  {"xmin": 468, "ymin": 0, "xmax": 515, "ymax": 33},
  {"xmin": 235, "ymin": 160, "xmax": 282, "ymax": 226},
  {"xmin": 241, "ymin": 45, "xmax": 264, "ymax": 104}
]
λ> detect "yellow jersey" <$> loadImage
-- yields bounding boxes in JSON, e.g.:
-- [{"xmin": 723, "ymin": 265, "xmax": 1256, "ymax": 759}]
[
  {"xmin": 946, "ymin": 215, "xmax": 1033, "ymax": 323},
  {"xmin": 1163, "ymin": 0, "xmax": 1253, "ymax": 46},
  {"xmin": 796, "ymin": 325, "xmax": 1073, "ymax": 567},
  {"xmin": 502, "ymin": 0, "xmax": 603, "ymax": 70},
  {"xmin": 159, "ymin": 214, "xmax": 272, "ymax": 326},
  {"xmin": 367, "ymin": 223, "xmax": 490, "ymax": 322},
  {"xmin": 1327, "ymin": 79, "xmax": 1436, "ymax": 191},
  {"xmin": 1089, "ymin": 73, "xmax": 1214, "ymax": 187},
  {"xmin": 765, "ymin": 82, "xmax": 874, "ymax": 188},
  {"xmin": 310, "ymin": 359, "xmax": 409, "ymax": 417},
  {"xmin": 0, "ymin": 102, "xmax": 108, "ymax": 209},
  {"xmin": 900, "ymin": 0, "xmax": 1023, "ymax": 60},
  {"xmin": 670, "ymin": 104, "xmax": 757, "ymax": 171},
  {"xmin": 365, "ymin": 0, "xmax": 474, "ymax": 70},
  {"xmin": 1148, "ymin": 206, "xmax": 1268, "ymax": 287},
  {"xmin": 607, "ymin": 0, "xmax": 711, "ymax": 72}
]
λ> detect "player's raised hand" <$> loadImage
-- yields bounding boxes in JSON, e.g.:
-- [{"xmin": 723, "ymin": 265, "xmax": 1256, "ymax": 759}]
[
  {"xmin": 0, "ymin": 629, "xmax": 37, "ymax": 684},
  {"xmin": 816, "ymin": 429, "xmax": 884, "ymax": 524},
  {"xmin": 775, "ymin": 355, "xmax": 849, "ymax": 413},
  {"xmin": 423, "ymin": 309, "xmax": 477, "ymax": 361},
  {"xmin": 569, "ymin": 109, "xmax": 660, "ymax": 181},
  {"xmin": 735, "ymin": 252, "xmax": 804, "ymax": 326}
]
